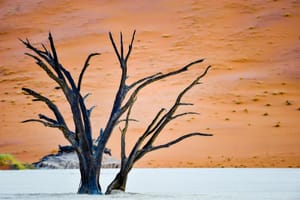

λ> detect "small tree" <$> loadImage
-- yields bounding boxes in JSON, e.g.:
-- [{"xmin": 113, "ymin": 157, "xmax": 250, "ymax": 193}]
[{"xmin": 21, "ymin": 31, "xmax": 212, "ymax": 195}]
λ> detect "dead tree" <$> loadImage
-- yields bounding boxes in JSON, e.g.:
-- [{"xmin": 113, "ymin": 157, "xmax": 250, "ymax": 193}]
[
  {"xmin": 105, "ymin": 65, "xmax": 212, "ymax": 193},
  {"xmin": 21, "ymin": 31, "xmax": 212, "ymax": 195},
  {"xmin": 21, "ymin": 33, "xmax": 102, "ymax": 194}
]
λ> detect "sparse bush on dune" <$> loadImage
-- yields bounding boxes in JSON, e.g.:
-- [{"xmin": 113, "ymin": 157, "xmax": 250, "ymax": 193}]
[{"xmin": 0, "ymin": 153, "xmax": 34, "ymax": 170}]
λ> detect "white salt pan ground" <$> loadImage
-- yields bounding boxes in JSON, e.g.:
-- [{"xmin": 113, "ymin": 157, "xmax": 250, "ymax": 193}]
[{"xmin": 0, "ymin": 168, "xmax": 299, "ymax": 200}]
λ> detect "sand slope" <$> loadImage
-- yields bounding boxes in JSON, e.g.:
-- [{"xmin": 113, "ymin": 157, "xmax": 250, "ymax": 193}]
[{"xmin": 0, "ymin": 0, "xmax": 299, "ymax": 167}]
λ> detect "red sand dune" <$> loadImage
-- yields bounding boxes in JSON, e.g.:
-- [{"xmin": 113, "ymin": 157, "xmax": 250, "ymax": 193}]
[{"xmin": 0, "ymin": 0, "xmax": 300, "ymax": 167}]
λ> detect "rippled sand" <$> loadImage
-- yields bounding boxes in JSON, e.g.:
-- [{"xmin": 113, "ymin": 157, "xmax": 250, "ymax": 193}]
[{"xmin": 0, "ymin": 0, "xmax": 300, "ymax": 167}]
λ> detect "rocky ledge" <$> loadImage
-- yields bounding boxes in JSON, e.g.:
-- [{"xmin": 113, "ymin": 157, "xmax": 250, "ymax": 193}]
[{"xmin": 33, "ymin": 145, "xmax": 120, "ymax": 169}]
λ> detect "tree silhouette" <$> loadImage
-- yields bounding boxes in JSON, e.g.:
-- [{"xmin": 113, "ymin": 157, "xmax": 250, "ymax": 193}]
[{"xmin": 21, "ymin": 31, "xmax": 212, "ymax": 194}]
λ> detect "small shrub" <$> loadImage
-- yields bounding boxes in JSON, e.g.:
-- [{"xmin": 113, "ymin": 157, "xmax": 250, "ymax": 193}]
[
  {"xmin": 0, "ymin": 154, "xmax": 27, "ymax": 170},
  {"xmin": 51, "ymin": 149, "xmax": 58, "ymax": 154},
  {"xmin": 274, "ymin": 122, "xmax": 281, "ymax": 128},
  {"xmin": 233, "ymin": 100, "xmax": 243, "ymax": 105},
  {"xmin": 285, "ymin": 100, "xmax": 292, "ymax": 105},
  {"xmin": 23, "ymin": 163, "xmax": 35, "ymax": 169},
  {"xmin": 161, "ymin": 34, "xmax": 171, "ymax": 38}
]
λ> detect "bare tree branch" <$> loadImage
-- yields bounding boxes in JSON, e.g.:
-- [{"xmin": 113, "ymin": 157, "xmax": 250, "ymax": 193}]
[
  {"xmin": 116, "ymin": 118, "xmax": 138, "ymax": 126},
  {"xmin": 78, "ymin": 53, "xmax": 100, "ymax": 92},
  {"xmin": 48, "ymin": 33, "xmax": 69, "ymax": 83},
  {"xmin": 23, "ymin": 52, "xmax": 64, "ymax": 87},
  {"xmin": 121, "ymin": 58, "xmax": 205, "ymax": 114},
  {"xmin": 125, "ymin": 108, "xmax": 166, "ymax": 167},
  {"xmin": 143, "ymin": 108, "xmax": 167, "ymax": 137},
  {"xmin": 87, "ymin": 105, "xmax": 97, "ymax": 118},
  {"xmin": 109, "ymin": 32, "xmax": 121, "ymax": 63},
  {"xmin": 136, "ymin": 132, "xmax": 213, "ymax": 160},
  {"xmin": 179, "ymin": 102, "xmax": 194, "ymax": 106},
  {"xmin": 38, "ymin": 114, "xmax": 57, "ymax": 124},
  {"xmin": 83, "ymin": 93, "xmax": 91, "ymax": 101},
  {"xmin": 120, "ymin": 98, "xmax": 136, "ymax": 161},
  {"xmin": 48, "ymin": 32, "xmax": 59, "ymax": 66},
  {"xmin": 125, "ymin": 30, "xmax": 136, "ymax": 62},
  {"xmin": 128, "ymin": 72, "xmax": 162, "ymax": 90},
  {"xmin": 22, "ymin": 119, "xmax": 64, "ymax": 129},
  {"xmin": 141, "ymin": 65, "xmax": 212, "ymax": 150},
  {"xmin": 171, "ymin": 112, "xmax": 199, "ymax": 120},
  {"xmin": 120, "ymin": 32, "xmax": 124, "ymax": 60},
  {"xmin": 22, "ymin": 88, "xmax": 66, "ymax": 125},
  {"xmin": 41, "ymin": 43, "xmax": 50, "ymax": 56},
  {"xmin": 96, "ymin": 31, "xmax": 136, "ymax": 158},
  {"xmin": 21, "ymin": 35, "xmax": 93, "ymax": 153}
]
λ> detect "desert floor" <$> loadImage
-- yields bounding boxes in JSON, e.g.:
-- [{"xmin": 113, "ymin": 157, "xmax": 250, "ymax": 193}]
[{"xmin": 0, "ymin": 0, "xmax": 300, "ymax": 167}]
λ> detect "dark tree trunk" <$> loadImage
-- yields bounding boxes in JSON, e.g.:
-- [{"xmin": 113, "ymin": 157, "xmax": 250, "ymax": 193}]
[
  {"xmin": 77, "ymin": 153, "xmax": 102, "ymax": 194},
  {"xmin": 106, "ymin": 171, "xmax": 128, "ymax": 194},
  {"xmin": 78, "ymin": 163, "xmax": 101, "ymax": 194}
]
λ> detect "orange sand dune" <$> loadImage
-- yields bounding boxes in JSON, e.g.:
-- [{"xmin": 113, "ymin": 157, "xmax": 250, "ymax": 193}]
[{"xmin": 0, "ymin": 0, "xmax": 300, "ymax": 167}]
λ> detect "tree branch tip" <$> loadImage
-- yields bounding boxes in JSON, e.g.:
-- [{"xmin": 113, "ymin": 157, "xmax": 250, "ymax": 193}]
[
  {"xmin": 132, "ymin": 30, "xmax": 136, "ymax": 38},
  {"xmin": 89, "ymin": 105, "xmax": 97, "ymax": 110},
  {"xmin": 21, "ymin": 87, "xmax": 29, "ymax": 92},
  {"xmin": 108, "ymin": 31, "xmax": 113, "ymax": 37},
  {"xmin": 83, "ymin": 93, "xmax": 92, "ymax": 99},
  {"xmin": 19, "ymin": 38, "xmax": 26, "ymax": 44},
  {"xmin": 20, "ymin": 38, "xmax": 30, "ymax": 44},
  {"xmin": 196, "ymin": 132, "xmax": 213, "ymax": 136},
  {"xmin": 190, "ymin": 112, "xmax": 200, "ymax": 115},
  {"xmin": 88, "ymin": 52, "xmax": 101, "ymax": 57},
  {"xmin": 179, "ymin": 102, "xmax": 194, "ymax": 106}
]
